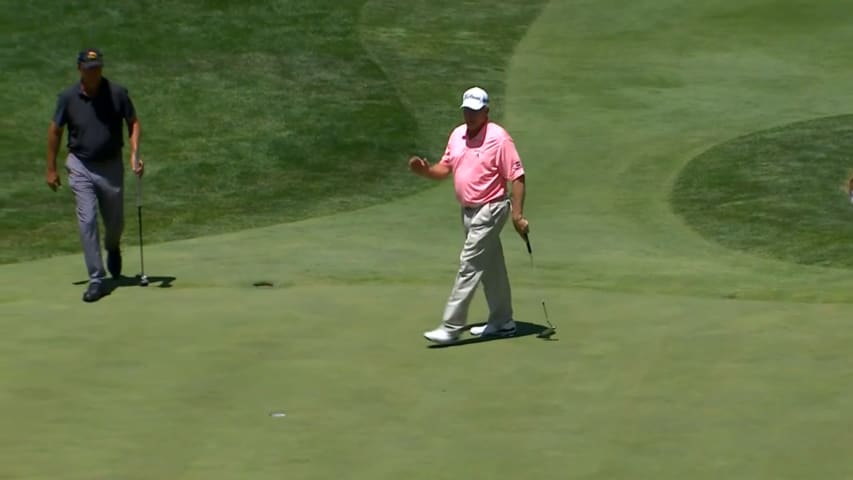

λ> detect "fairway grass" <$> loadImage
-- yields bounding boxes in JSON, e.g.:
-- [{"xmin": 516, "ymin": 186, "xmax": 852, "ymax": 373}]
[{"xmin": 4, "ymin": 0, "xmax": 853, "ymax": 479}]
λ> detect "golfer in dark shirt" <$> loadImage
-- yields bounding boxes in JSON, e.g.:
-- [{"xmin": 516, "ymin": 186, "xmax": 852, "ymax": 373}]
[{"xmin": 46, "ymin": 48, "xmax": 143, "ymax": 302}]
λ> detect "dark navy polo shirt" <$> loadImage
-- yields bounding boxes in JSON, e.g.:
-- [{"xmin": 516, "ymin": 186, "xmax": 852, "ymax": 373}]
[{"xmin": 53, "ymin": 78, "xmax": 136, "ymax": 162}]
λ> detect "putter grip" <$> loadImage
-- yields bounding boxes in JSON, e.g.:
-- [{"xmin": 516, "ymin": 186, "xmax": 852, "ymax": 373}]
[{"xmin": 523, "ymin": 234, "xmax": 532, "ymax": 254}]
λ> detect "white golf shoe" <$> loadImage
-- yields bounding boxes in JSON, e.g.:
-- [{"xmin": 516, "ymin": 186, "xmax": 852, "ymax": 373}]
[
  {"xmin": 423, "ymin": 327, "xmax": 460, "ymax": 345},
  {"xmin": 469, "ymin": 320, "xmax": 517, "ymax": 337}
]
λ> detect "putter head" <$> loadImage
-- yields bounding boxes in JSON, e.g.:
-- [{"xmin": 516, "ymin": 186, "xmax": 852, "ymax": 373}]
[{"xmin": 537, "ymin": 327, "xmax": 556, "ymax": 339}]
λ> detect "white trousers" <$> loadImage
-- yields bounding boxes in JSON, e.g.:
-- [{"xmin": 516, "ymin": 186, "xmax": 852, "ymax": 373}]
[{"xmin": 441, "ymin": 199, "xmax": 514, "ymax": 332}]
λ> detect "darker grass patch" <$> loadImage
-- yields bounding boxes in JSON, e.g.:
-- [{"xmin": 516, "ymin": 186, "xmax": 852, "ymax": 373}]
[{"xmin": 671, "ymin": 114, "xmax": 853, "ymax": 268}]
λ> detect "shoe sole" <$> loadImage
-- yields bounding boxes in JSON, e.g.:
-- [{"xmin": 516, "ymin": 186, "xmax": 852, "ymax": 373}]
[
  {"xmin": 423, "ymin": 334, "xmax": 460, "ymax": 345},
  {"xmin": 468, "ymin": 325, "xmax": 516, "ymax": 337},
  {"xmin": 470, "ymin": 327, "xmax": 516, "ymax": 338}
]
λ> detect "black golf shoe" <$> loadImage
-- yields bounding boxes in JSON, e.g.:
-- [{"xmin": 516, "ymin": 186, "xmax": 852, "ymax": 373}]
[
  {"xmin": 82, "ymin": 282, "xmax": 106, "ymax": 303},
  {"xmin": 107, "ymin": 248, "xmax": 122, "ymax": 278}
]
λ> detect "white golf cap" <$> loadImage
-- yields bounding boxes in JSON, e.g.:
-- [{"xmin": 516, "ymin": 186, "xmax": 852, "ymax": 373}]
[{"xmin": 460, "ymin": 86, "xmax": 489, "ymax": 110}]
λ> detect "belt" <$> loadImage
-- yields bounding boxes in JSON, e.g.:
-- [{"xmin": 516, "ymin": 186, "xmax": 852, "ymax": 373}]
[{"xmin": 462, "ymin": 198, "xmax": 507, "ymax": 209}]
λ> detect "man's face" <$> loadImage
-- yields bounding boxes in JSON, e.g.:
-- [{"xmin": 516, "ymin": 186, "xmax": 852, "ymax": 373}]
[
  {"xmin": 78, "ymin": 65, "xmax": 103, "ymax": 84},
  {"xmin": 463, "ymin": 106, "xmax": 488, "ymax": 132}
]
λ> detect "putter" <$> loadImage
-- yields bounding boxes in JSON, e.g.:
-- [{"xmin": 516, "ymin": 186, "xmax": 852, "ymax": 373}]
[
  {"xmin": 135, "ymin": 160, "xmax": 148, "ymax": 287},
  {"xmin": 523, "ymin": 233, "xmax": 556, "ymax": 338}
]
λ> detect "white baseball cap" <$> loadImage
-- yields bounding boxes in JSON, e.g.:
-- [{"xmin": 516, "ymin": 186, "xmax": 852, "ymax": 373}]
[{"xmin": 460, "ymin": 87, "xmax": 489, "ymax": 110}]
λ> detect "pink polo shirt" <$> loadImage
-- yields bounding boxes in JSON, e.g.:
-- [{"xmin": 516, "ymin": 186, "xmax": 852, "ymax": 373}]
[{"xmin": 439, "ymin": 122, "xmax": 525, "ymax": 207}]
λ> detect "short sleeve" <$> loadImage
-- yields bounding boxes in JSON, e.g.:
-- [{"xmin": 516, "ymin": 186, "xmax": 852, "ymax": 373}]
[
  {"xmin": 438, "ymin": 145, "xmax": 453, "ymax": 169},
  {"xmin": 498, "ymin": 136, "xmax": 525, "ymax": 181},
  {"xmin": 438, "ymin": 132, "xmax": 456, "ymax": 169},
  {"xmin": 120, "ymin": 87, "xmax": 137, "ymax": 124},
  {"xmin": 52, "ymin": 93, "xmax": 69, "ymax": 127}
]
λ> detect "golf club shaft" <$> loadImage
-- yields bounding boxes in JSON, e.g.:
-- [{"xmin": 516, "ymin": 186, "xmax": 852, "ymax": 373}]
[
  {"xmin": 541, "ymin": 300, "xmax": 555, "ymax": 329},
  {"xmin": 136, "ymin": 176, "xmax": 145, "ymax": 276},
  {"xmin": 524, "ymin": 233, "xmax": 556, "ymax": 330}
]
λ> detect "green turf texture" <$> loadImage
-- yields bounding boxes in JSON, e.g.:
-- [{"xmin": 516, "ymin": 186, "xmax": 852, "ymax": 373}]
[
  {"xmin": 673, "ymin": 114, "xmax": 853, "ymax": 267},
  {"xmin": 0, "ymin": 0, "xmax": 543, "ymax": 264},
  {"xmin": 4, "ymin": 0, "xmax": 853, "ymax": 479}
]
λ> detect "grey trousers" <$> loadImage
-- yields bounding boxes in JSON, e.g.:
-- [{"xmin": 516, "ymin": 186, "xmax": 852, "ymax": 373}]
[
  {"xmin": 442, "ymin": 199, "xmax": 514, "ymax": 332},
  {"xmin": 66, "ymin": 153, "xmax": 125, "ymax": 284}
]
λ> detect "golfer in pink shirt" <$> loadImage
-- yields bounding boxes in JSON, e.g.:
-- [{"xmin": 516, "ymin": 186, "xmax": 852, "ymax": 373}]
[{"xmin": 409, "ymin": 86, "xmax": 530, "ymax": 344}]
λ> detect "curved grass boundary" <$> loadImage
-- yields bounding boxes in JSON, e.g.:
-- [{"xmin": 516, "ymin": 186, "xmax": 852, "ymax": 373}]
[
  {"xmin": 358, "ymin": 1, "xmax": 547, "ymax": 143},
  {"xmin": 672, "ymin": 114, "xmax": 853, "ymax": 268}
]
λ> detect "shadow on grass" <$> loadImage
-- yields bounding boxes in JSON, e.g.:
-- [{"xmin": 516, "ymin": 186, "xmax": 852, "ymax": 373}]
[
  {"xmin": 72, "ymin": 274, "xmax": 177, "ymax": 295},
  {"xmin": 427, "ymin": 321, "xmax": 557, "ymax": 349}
]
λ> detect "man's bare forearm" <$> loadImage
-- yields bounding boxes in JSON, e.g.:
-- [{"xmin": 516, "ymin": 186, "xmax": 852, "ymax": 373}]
[
  {"xmin": 511, "ymin": 176, "xmax": 526, "ymax": 218},
  {"xmin": 413, "ymin": 158, "xmax": 451, "ymax": 180},
  {"xmin": 129, "ymin": 119, "xmax": 141, "ymax": 159},
  {"xmin": 46, "ymin": 122, "xmax": 62, "ymax": 173},
  {"xmin": 423, "ymin": 164, "xmax": 450, "ymax": 180}
]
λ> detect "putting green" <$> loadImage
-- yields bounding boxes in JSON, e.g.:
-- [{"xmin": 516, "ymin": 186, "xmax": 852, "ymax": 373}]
[{"xmin": 4, "ymin": 0, "xmax": 853, "ymax": 478}]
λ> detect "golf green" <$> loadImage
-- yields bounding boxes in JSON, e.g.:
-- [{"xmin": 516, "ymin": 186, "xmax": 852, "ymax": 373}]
[{"xmin": 3, "ymin": 0, "xmax": 853, "ymax": 478}]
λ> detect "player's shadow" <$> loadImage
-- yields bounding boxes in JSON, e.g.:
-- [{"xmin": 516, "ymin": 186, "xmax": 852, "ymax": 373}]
[
  {"xmin": 72, "ymin": 274, "xmax": 177, "ymax": 295},
  {"xmin": 427, "ymin": 320, "xmax": 557, "ymax": 349}
]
